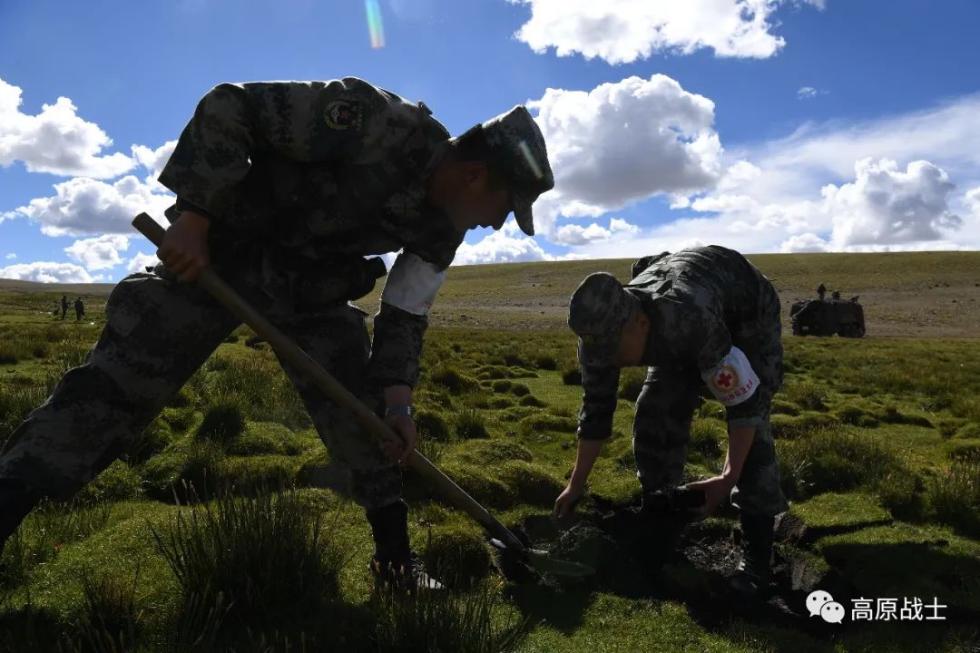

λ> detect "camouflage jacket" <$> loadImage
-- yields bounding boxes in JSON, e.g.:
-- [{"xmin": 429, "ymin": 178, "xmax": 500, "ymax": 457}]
[
  {"xmin": 158, "ymin": 77, "xmax": 464, "ymax": 388},
  {"xmin": 578, "ymin": 246, "xmax": 777, "ymax": 439}
]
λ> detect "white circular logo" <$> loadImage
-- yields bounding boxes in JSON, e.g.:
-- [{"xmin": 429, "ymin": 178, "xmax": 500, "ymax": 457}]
[{"xmin": 806, "ymin": 590, "xmax": 834, "ymax": 618}]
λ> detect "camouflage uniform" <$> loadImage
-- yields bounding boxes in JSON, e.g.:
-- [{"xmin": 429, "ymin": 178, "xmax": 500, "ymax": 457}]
[
  {"xmin": 570, "ymin": 246, "xmax": 788, "ymax": 518},
  {"xmin": 0, "ymin": 78, "xmax": 554, "ymax": 513}
]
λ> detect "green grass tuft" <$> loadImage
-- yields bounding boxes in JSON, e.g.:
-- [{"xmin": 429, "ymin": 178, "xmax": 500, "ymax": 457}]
[
  {"xmin": 195, "ymin": 400, "xmax": 246, "ymax": 444},
  {"xmin": 455, "ymin": 408, "xmax": 489, "ymax": 440},
  {"xmin": 617, "ymin": 368, "xmax": 645, "ymax": 402},
  {"xmin": 153, "ymin": 489, "xmax": 346, "ymax": 646},
  {"xmin": 431, "ymin": 366, "xmax": 480, "ymax": 395}
]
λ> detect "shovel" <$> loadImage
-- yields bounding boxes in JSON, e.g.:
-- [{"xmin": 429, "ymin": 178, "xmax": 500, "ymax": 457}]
[{"xmin": 133, "ymin": 213, "xmax": 592, "ymax": 581}]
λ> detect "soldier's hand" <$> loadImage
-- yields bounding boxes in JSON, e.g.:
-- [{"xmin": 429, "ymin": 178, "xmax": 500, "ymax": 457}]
[
  {"xmin": 383, "ymin": 413, "xmax": 417, "ymax": 464},
  {"xmin": 158, "ymin": 210, "xmax": 211, "ymax": 282},
  {"xmin": 553, "ymin": 481, "xmax": 585, "ymax": 519},
  {"xmin": 684, "ymin": 476, "xmax": 735, "ymax": 517}
]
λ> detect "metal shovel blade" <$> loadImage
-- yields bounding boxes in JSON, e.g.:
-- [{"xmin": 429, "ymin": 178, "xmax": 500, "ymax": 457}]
[{"xmin": 490, "ymin": 538, "xmax": 595, "ymax": 581}]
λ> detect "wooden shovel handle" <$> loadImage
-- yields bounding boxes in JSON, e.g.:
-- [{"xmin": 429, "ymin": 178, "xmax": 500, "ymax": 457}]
[{"xmin": 132, "ymin": 213, "xmax": 526, "ymax": 552}]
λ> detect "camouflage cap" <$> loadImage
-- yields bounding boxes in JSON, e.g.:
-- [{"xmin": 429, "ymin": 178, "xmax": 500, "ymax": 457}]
[
  {"xmin": 567, "ymin": 272, "xmax": 640, "ymax": 368},
  {"xmin": 480, "ymin": 105, "xmax": 554, "ymax": 236}
]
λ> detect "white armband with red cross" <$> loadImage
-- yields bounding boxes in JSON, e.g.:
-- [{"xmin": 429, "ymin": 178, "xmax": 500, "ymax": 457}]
[
  {"xmin": 380, "ymin": 251, "xmax": 446, "ymax": 316},
  {"xmin": 701, "ymin": 346, "xmax": 760, "ymax": 406}
]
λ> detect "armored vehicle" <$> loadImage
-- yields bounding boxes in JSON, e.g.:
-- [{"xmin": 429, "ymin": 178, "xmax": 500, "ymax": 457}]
[{"xmin": 790, "ymin": 295, "xmax": 866, "ymax": 337}]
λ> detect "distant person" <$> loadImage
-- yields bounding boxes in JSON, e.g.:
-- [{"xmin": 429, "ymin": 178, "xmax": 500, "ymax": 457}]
[
  {"xmin": 0, "ymin": 77, "xmax": 554, "ymax": 592},
  {"xmin": 60, "ymin": 295, "xmax": 68, "ymax": 320},
  {"xmin": 556, "ymin": 245, "xmax": 787, "ymax": 600},
  {"xmin": 816, "ymin": 283, "xmax": 826, "ymax": 301},
  {"xmin": 74, "ymin": 297, "xmax": 85, "ymax": 321},
  {"xmin": 831, "ymin": 290, "xmax": 841, "ymax": 301}
]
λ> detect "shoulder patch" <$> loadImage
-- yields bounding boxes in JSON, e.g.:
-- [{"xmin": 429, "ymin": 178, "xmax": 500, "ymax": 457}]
[{"xmin": 324, "ymin": 99, "xmax": 363, "ymax": 130}]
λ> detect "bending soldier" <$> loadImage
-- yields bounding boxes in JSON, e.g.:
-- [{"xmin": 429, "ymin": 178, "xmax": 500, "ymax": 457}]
[
  {"xmin": 0, "ymin": 77, "xmax": 554, "ymax": 590},
  {"xmin": 556, "ymin": 246, "xmax": 788, "ymax": 599}
]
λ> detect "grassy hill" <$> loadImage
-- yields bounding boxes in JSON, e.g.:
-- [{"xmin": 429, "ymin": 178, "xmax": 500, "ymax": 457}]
[
  {"xmin": 4, "ymin": 250, "xmax": 978, "ymax": 337},
  {"xmin": 0, "ymin": 251, "xmax": 978, "ymax": 650}
]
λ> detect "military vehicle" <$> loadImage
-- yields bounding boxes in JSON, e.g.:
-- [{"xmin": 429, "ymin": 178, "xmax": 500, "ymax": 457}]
[{"xmin": 790, "ymin": 290, "xmax": 866, "ymax": 337}]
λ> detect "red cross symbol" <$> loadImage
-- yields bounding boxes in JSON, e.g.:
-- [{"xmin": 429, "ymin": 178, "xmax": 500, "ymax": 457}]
[{"xmin": 716, "ymin": 371, "xmax": 733, "ymax": 388}]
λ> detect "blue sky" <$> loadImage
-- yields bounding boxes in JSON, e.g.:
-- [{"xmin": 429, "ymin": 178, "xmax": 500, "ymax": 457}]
[{"xmin": 1, "ymin": 0, "xmax": 979, "ymax": 282}]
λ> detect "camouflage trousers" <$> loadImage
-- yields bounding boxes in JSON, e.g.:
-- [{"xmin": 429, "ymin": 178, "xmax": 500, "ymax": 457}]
[
  {"xmin": 632, "ymin": 279, "xmax": 788, "ymax": 517},
  {"xmin": 0, "ymin": 262, "xmax": 401, "ymax": 510}
]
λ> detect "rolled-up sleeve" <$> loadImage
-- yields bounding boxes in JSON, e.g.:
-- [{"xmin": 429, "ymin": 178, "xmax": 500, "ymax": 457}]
[
  {"xmin": 368, "ymin": 302, "xmax": 428, "ymax": 388},
  {"xmin": 368, "ymin": 249, "xmax": 449, "ymax": 388},
  {"xmin": 577, "ymin": 364, "xmax": 621, "ymax": 440}
]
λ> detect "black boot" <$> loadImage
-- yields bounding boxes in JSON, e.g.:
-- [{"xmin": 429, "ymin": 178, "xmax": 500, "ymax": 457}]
[
  {"xmin": 0, "ymin": 478, "xmax": 39, "ymax": 554},
  {"xmin": 730, "ymin": 512, "xmax": 775, "ymax": 599},
  {"xmin": 366, "ymin": 500, "xmax": 442, "ymax": 592},
  {"xmin": 635, "ymin": 487, "xmax": 704, "ymax": 570}
]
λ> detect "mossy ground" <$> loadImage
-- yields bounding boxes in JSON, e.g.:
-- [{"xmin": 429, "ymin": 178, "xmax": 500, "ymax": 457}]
[{"xmin": 0, "ymin": 277, "xmax": 978, "ymax": 651}]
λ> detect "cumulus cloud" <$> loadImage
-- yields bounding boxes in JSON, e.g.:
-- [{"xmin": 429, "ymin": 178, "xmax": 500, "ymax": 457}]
[
  {"xmin": 823, "ymin": 158, "xmax": 961, "ymax": 247},
  {"xmin": 552, "ymin": 217, "xmax": 640, "ymax": 245},
  {"xmin": 453, "ymin": 227, "xmax": 553, "ymax": 265},
  {"xmin": 554, "ymin": 223, "xmax": 611, "ymax": 246},
  {"xmin": 530, "ymin": 74, "xmax": 722, "ymax": 235},
  {"xmin": 4, "ymin": 253, "xmax": 15, "ymax": 260},
  {"xmin": 509, "ymin": 0, "xmax": 816, "ymax": 63},
  {"xmin": 609, "ymin": 218, "xmax": 639, "ymax": 234},
  {"xmin": 0, "ymin": 77, "xmax": 134, "ymax": 178},
  {"xmin": 127, "ymin": 251, "xmax": 160, "ymax": 274},
  {"xmin": 12, "ymin": 174, "xmax": 174, "ymax": 237},
  {"xmin": 599, "ymin": 94, "xmax": 980, "ymax": 255},
  {"xmin": 131, "ymin": 140, "xmax": 177, "ymax": 190},
  {"xmin": 64, "ymin": 234, "xmax": 131, "ymax": 270},
  {"xmin": 780, "ymin": 232, "xmax": 829, "ymax": 252},
  {"xmin": 0, "ymin": 261, "xmax": 94, "ymax": 283}
]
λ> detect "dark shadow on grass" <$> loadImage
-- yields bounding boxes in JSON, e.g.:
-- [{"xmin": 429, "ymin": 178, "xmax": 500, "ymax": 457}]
[{"xmin": 820, "ymin": 541, "xmax": 980, "ymax": 625}]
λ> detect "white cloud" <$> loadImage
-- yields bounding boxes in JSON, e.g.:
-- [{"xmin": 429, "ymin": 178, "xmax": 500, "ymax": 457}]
[
  {"xmin": 603, "ymin": 93, "xmax": 980, "ymax": 255},
  {"xmin": 453, "ymin": 228, "xmax": 553, "ymax": 265},
  {"xmin": 964, "ymin": 186, "xmax": 980, "ymax": 216},
  {"xmin": 4, "ymin": 253, "xmax": 15, "ymax": 260},
  {"xmin": 609, "ymin": 218, "xmax": 639, "ymax": 234},
  {"xmin": 11, "ymin": 174, "xmax": 174, "ymax": 237},
  {"xmin": 0, "ymin": 261, "xmax": 94, "ymax": 283},
  {"xmin": 733, "ymin": 94, "xmax": 980, "ymax": 202},
  {"xmin": 64, "ymin": 234, "xmax": 131, "ymax": 270},
  {"xmin": 127, "ymin": 251, "xmax": 160, "ymax": 274},
  {"xmin": 530, "ymin": 74, "xmax": 722, "ymax": 235},
  {"xmin": 554, "ymin": 223, "xmax": 611, "ymax": 245},
  {"xmin": 780, "ymin": 232, "xmax": 828, "ymax": 252},
  {"xmin": 823, "ymin": 158, "xmax": 961, "ymax": 247},
  {"xmin": 131, "ymin": 140, "xmax": 178, "ymax": 190},
  {"xmin": 0, "ymin": 77, "xmax": 134, "ymax": 178},
  {"xmin": 797, "ymin": 86, "xmax": 820, "ymax": 100},
  {"xmin": 509, "ymin": 0, "xmax": 818, "ymax": 63},
  {"xmin": 552, "ymin": 217, "xmax": 640, "ymax": 245}
]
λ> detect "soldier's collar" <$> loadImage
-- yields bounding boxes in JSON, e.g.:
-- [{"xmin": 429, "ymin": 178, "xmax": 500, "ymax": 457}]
[{"xmin": 420, "ymin": 140, "xmax": 452, "ymax": 181}]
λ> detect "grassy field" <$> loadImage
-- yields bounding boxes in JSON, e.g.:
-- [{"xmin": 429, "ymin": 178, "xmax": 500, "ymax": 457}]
[{"xmin": 0, "ymin": 253, "xmax": 978, "ymax": 651}]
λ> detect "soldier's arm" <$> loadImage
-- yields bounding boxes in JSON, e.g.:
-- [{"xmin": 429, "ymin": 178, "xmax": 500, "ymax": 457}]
[
  {"xmin": 368, "ymin": 251, "xmax": 447, "ymax": 393},
  {"xmin": 554, "ymin": 364, "xmax": 620, "ymax": 517},
  {"xmin": 157, "ymin": 77, "xmax": 401, "ymax": 226},
  {"xmin": 577, "ymin": 363, "xmax": 621, "ymax": 441},
  {"xmin": 691, "ymin": 310, "xmax": 766, "ymax": 499}
]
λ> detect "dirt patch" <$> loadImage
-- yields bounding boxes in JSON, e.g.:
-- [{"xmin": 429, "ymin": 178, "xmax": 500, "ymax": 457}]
[{"xmin": 512, "ymin": 503, "xmax": 838, "ymax": 626}]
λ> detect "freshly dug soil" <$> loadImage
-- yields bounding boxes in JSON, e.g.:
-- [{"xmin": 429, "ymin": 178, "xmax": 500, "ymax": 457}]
[{"xmin": 512, "ymin": 502, "xmax": 835, "ymax": 626}]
